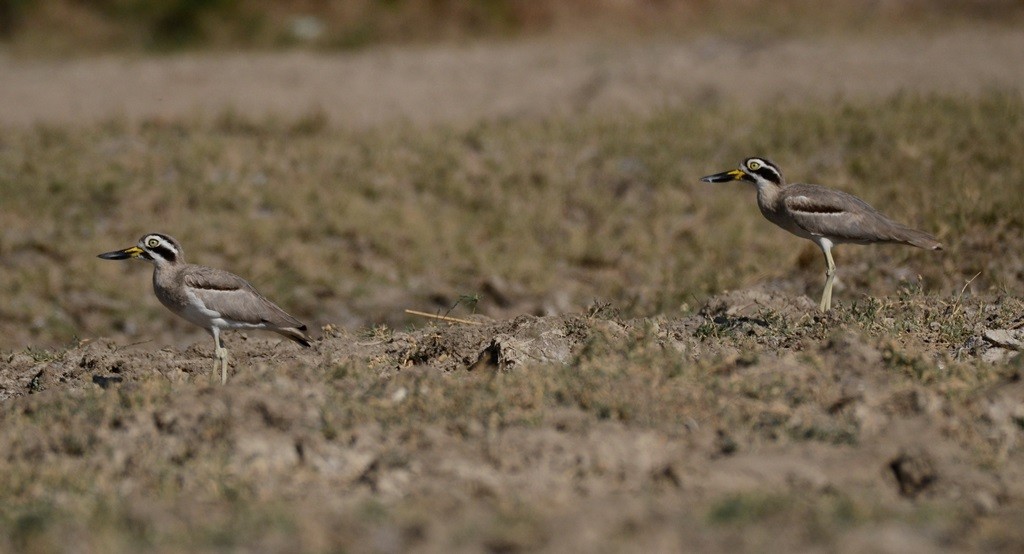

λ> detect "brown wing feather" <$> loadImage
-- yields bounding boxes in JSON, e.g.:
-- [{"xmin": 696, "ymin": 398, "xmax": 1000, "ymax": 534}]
[
  {"xmin": 182, "ymin": 266, "xmax": 307, "ymax": 330},
  {"xmin": 782, "ymin": 184, "xmax": 941, "ymax": 249}
]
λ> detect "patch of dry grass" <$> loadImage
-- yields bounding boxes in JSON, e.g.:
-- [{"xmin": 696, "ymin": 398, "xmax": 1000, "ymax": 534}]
[{"xmin": 1, "ymin": 92, "xmax": 1022, "ymax": 350}]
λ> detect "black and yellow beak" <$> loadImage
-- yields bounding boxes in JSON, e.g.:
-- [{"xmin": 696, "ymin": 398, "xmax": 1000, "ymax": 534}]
[
  {"xmin": 98, "ymin": 246, "xmax": 144, "ymax": 260},
  {"xmin": 700, "ymin": 169, "xmax": 748, "ymax": 183}
]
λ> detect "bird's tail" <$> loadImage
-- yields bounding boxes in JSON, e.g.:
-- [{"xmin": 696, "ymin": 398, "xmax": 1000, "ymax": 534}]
[
  {"xmin": 891, "ymin": 225, "xmax": 943, "ymax": 251},
  {"xmin": 276, "ymin": 325, "xmax": 312, "ymax": 347}
]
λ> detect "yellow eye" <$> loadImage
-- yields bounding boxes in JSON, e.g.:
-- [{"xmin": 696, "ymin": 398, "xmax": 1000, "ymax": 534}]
[
  {"xmin": 147, "ymin": 238, "xmax": 160, "ymax": 248},
  {"xmin": 748, "ymin": 161, "xmax": 761, "ymax": 171}
]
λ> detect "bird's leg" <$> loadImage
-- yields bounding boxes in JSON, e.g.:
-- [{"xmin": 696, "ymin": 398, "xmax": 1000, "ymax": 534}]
[
  {"xmin": 209, "ymin": 329, "xmax": 217, "ymax": 382},
  {"xmin": 211, "ymin": 328, "xmax": 228, "ymax": 384},
  {"xmin": 820, "ymin": 243, "xmax": 837, "ymax": 312},
  {"xmin": 220, "ymin": 348, "xmax": 230, "ymax": 385}
]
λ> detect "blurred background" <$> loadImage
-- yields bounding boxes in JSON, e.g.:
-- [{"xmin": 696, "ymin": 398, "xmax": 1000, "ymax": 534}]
[{"xmin": 0, "ymin": 0, "xmax": 1017, "ymax": 53}]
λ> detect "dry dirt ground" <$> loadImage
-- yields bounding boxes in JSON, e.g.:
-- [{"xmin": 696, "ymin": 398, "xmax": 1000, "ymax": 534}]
[
  {"xmin": 2, "ymin": 27, "xmax": 1024, "ymax": 553},
  {"xmin": 2, "ymin": 289, "xmax": 1023, "ymax": 552}
]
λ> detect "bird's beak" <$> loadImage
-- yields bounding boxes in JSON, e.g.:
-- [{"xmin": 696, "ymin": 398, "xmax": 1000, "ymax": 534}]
[
  {"xmin": 98, "ymin": 246, "xmax": 144, "ymax": 260},
  {"xmin": 700, "ymin": 169, "xmax": 747, "ymax": 183}
]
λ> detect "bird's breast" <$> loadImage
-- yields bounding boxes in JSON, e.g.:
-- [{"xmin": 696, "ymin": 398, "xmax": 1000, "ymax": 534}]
[
  {"xmin": 758, "ymin": 202, "xmax": 814, "ymax": 240},
  {"xmin": 152, "ymin": 269, "xmax": 219, "ymax": 329}
]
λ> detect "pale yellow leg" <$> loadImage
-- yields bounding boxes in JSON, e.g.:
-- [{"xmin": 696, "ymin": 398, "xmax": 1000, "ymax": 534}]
[
  {"xmin": 211, "ymin": 328, "xmax": 229, "ymax": 385},
  {"xmin": 819, "ymin": 244, "xmax": 837, "ymax": 312},
  {"xmin": 217, "ymin": 346, "xmax": 230, "ymax": 385}
]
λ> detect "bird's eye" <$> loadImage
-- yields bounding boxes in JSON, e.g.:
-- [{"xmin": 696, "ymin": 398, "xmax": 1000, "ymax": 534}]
[
  {"xmin": 147, "ymin": 238, "xmax": 160, "ymax": 248},
  {"xmin": 748, "ymin": 161, "xmax": 761, "ymax": 171}
]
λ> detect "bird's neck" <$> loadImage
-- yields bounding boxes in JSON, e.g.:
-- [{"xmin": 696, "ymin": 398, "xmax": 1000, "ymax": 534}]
[
  {"xmin": 149, "ymin": 260, "xmax": 179, "ymax": 285},
  {"xmin": 753, "ymin": 181, "xmax": 784, "ymax": 212}
]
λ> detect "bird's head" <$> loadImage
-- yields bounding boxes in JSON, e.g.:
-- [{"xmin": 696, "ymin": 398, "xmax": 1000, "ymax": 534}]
[
  {"xmin": 700, "ymin": 157, "xmax": 784, "ymax": 188},
  {"xmin": 98, "ymin": 233, "xmax": 183, "ymax": 267}
]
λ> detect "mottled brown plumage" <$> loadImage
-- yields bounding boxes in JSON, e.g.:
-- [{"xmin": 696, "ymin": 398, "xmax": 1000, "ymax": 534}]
[{"xmin": 701, "ymin": 158, "xmax": 942, "ymax": 311}]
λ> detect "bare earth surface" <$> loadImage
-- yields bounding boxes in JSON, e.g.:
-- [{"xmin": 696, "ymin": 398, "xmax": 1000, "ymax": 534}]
[
  {"xmin": 2, "ymin": 28, "xmax": 1023, "ymax": 129},
  {"xmin": 2, "ymin": 27, "xmax": 1024, "ymax": 553},
  {"xmin": 3, "ymin": 289, "xmax": 1024, "ymax": 552}
]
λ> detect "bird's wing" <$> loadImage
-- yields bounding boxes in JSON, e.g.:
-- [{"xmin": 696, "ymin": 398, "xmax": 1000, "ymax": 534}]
[
  {"xmin": 182, "ymin": 265, "xmax": 305, "ymax": 329},
  {"xmin": 782, "ymin": 184, "xmax": 907, "ymax": 244}
]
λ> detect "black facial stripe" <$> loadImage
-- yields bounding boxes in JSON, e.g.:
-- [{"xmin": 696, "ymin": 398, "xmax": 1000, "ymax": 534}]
[
  {"xmin": 150, "ymin": 245, "xmax": 177, "ymax": 262},
  {"xmin": 755, "ymin": 165, "xmax": 781, "ymax": 184}
]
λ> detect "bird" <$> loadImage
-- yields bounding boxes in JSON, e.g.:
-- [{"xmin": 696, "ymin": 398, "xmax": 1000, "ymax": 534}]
[
  {"xmin": 700, "ymin": 157, "xmax": 942, "ymax": 311},
  {"xmin": 98, "ymin": 233, "xmax": 311, "ymax": 383}
]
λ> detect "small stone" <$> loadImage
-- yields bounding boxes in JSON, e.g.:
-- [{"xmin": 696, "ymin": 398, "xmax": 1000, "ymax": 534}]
[
  {"xmin": 973, "ymin": 491, "xmax": 998, "ymax": 514},
  {"xmin": 889, "ymin": 449, "xmax": 937, "ymax": 498},
  {"xmin": 983, "ymin": 347, "xmax": 1014, "ymax": 364},
  {"xmin": 984, "ymin": 329, "xmax": 1024, "ymax": 350}
]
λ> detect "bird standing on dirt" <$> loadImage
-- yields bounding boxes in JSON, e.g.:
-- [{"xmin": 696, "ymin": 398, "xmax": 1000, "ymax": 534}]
[
  {"xmin": 700, "ymin": 157, "xmax": 942, "ymax": 311},
  {"xmin": 98, "ymin": 233, "xmax": 311, "ymax": 383}
]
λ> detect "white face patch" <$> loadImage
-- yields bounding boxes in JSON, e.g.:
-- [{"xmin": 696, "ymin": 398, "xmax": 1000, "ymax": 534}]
[
  {"xmin": 742, "ymin": 158, "xmax": 782, "ymax": 186},
  {"xmin": 138, "ymin": 234, "xmax": 181, "ymax": 264}
]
